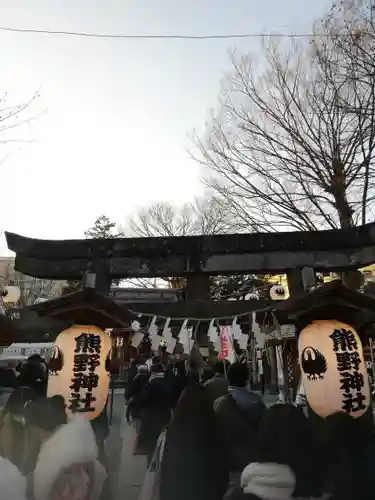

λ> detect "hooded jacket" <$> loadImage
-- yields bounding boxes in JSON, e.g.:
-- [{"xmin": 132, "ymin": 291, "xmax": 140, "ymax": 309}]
[
  {"xmin": 30, "ymin": 417, "xmax": 107, "ymax": 500},
  {"xmin": 138, "ymin": 373, "xmax": 172, "ymax": 453},
  {"xmin": 0, "ymin": 456, "xmax": 27, "ymax": 500}
]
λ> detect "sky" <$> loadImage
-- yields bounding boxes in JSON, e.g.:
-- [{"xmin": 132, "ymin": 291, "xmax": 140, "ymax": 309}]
[{"xmin": 0, "ymin": 0, "xmax": 333, "ymax": 255}]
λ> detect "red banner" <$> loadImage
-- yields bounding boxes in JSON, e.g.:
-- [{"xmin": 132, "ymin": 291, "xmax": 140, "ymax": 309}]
[{"xmin": 218, "ymin": 326, "xmax": 230, "ymax": 360}]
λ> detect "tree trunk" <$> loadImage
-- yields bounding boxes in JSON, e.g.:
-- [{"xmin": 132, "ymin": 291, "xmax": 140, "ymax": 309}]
[{"xmin": 332, "ymin": 160, "xmax": 354, "ymax": 229}]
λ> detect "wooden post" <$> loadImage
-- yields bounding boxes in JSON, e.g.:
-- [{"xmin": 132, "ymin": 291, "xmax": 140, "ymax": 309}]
[
  {"xmin": 185, "ymin": 275, "xmax": 211, "ymax": 301},
  {"xmin": 287, "ymin": 268, "xmax": 305, "ymax": 297}
]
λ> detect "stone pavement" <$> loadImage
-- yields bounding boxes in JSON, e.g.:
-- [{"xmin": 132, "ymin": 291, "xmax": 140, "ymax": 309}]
[
  {"xmin": 104, "ymin": 391, "xmax": 147, "ymax": 500},
  {"xmin": 116, "ymin": 420, "xmax": 147, "ymax": 500}
]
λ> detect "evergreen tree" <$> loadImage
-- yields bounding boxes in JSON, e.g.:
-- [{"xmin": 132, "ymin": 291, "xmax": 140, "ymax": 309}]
[{"xmin": 64, "ymin": 215, "xmax": 123, "ymax": 293}]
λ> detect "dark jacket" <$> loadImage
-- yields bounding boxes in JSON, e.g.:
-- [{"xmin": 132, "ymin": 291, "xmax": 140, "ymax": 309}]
[
  {"xmin": 204, "ymin": 374, "xmax": 229, "ymax": 404},
  {"xmin": 214, "ymin": 388, "xmax": 266, "ymax": 473},
  {"xmin": 125, "ymin": 372, "xmax": 149, "ymax": 418},
  {"xmin": 139, "ymin": 374, "xmax": 171, "ymax": 453},
  {"xmin": 126, "ymin": 362, "xmax": 139, "ymax": 396},
  {"xmin": 328, "ymin": 435, "xmax": 375, "ymax": 500}
]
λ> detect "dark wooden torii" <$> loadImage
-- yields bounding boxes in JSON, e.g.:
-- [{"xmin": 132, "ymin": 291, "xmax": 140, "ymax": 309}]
[{"xmin": 5, "ymin": 222, "xmax": 375, "ymax": 299}]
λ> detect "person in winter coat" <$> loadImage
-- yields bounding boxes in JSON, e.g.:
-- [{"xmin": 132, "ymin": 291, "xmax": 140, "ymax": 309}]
[
  {"xmin": 214, "ymin": 361, "xmax": 266, "ymax": 473},
  {"xmin": 0, "ymin": 386, "xmax": 38, "ymax": 470},
  {"xmin": 24, "ymin": 395, "xmax": 107, "ymax": 500},
  {"xmin": 169, "ymin": 359, "xmax": 189, "ymax": 408},
  {"xmin": 125, "ymin": 365, "xmax": 149, "ymax": 423},
  {"xmin": 138, "ymin": 363, "xmax": 172, "ymax": 465},
  {"xmin": 204, "ymin": 360, "xmax": 229, "ymax": 404},
  {"xmin": 323, "ymin": 411, "xmax": 375, "ymax": 500},
  {"xmin": 0, "ymin": 456, "xmax": 28, "ymax": 500},
  {"xmin": 226, "ymin": 403, "xmax": 329, "ymax": 500},
  {"xmin": 17, "ymin": 356, "xmax": 47, "ymax": 397},
  {"xmin": 160, "ymin": 382, "xmax": 229, "ymax": 500},
  {"xmin": 126, "ymin": 358, "xmax": 139, "ymax": 391}
]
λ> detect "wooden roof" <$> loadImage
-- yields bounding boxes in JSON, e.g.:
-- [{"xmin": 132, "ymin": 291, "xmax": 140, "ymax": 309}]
[
  {"xmin": 29, "ymin": 288, "xmax": 137, "ymax": 329},
  {"xmin": 259, "ymin": 280, "xmax": 375, "ymax": 332}
]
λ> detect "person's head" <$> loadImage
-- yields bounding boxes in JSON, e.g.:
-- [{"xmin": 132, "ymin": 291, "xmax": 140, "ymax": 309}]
[
  {"xmin": 227, "ymin": 361, "xmax": 249, "ymax": 387},
  {"xmin": 213, "ymin": 360, "xmax": 228, "ymax": 376},
  {"xmin": 25, "ymin": 395, "xmax": 67, "ymax": 444},
  {"xmin": 2, "ymin": 387, "xmax": 38, "ymax": 419},
  {"xmin": 152, "ymin": 356, "xmax": 161, "ymax": 365},
  {"xmin": 27, "ymin": 354, "xmax": 43, "ymax": 364},
  {"xmin": 150, "ymin": 363, "xmax": 164, "ymax": 374},
  {"xmin": 256, "ymin": 404, "xmax": 327, "ymax": 497},
  {"xmin": 173, "ymin": 383, "xmax": 214, "ymax": 426}
]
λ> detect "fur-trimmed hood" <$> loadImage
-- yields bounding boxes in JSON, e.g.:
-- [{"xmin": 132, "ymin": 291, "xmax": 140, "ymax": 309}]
[
  {"xmin": 33, "ymin": 417, "xmax": 106, "ymax": 500},
  {"xmin": 241, "ymin": 462, "xmax": 330, "ymax": 500},
  {"xmin": 0, "ymin": 456, "xmax": 27, "ymax": 500}
]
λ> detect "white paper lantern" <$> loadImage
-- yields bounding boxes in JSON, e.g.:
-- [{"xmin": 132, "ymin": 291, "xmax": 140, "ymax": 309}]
[
  {"xmin": 298, "ymin": 320, "xmax": 370, "ymax": 419},
  {"xmin": 47, "ymin": 324, "xmax": 111, "ymax": 421},
  {"xmin": 270, "ymin": 285, "xmax": 286, "ymax": 300}
]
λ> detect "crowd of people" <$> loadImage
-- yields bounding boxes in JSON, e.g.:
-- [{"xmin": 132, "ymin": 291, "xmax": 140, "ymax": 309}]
[
  {"xmin": 0, "ymin": 354, "xmax": 109, "ymax": 500},
  {"xmin": 126, "ymin": 355, "xmax": 375, "ymax": 500},
  {"xmin": 0, "ymin": 352, "xmax": 374, "ymax": 500}
]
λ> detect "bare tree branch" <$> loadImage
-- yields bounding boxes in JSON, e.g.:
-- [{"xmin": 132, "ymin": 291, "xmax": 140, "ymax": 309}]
[
  {"xmin": 191, "ymin": 10, "xmax": 375, "ymax": 231},
  {"xmin": 125, "ymin": 197, "xmax": 270, "ymax": 296}
]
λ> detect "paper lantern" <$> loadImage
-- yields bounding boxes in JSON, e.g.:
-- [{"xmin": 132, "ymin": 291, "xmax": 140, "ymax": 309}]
[
  {"xmin": 47, "ymin": 325, "xmax": 111, "ymax": 420},
  {"xmin": 270, "ymin": 285, "xmax": 286, "ymax": 300},
  {"xmin": 298, "ymin": 320, "xmax": 370, "ymax": 419}
]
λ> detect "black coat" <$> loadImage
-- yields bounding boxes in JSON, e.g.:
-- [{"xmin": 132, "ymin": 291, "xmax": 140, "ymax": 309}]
[
  {"xmin": 138, "ymin": 375, "xmax": 171, "ymax": 453},
  {"xmin": 329, "ymin": 436, "xmax": 375, "ymax": 500},
  {"xmin": 214, "ymin": 393, "xmax": 266, "ymax": 473},
  {"xmin": 125, "ymin": 373, "xmax": 149, "ymax": 418},
  {"xmin": 126, "ymin": 363, "xmax": 139, "ymax": 395}
]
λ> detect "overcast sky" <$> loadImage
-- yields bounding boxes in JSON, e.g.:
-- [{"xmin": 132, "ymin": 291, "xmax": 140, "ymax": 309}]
[{"xmin": 0, "ymin": 0, "xmax": 333, "ymax": 255}]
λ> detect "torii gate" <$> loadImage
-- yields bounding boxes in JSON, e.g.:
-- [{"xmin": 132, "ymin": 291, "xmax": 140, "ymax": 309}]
[{"xmin": 5, "ymin": 222, "xmax": 375, "ymax": 300}]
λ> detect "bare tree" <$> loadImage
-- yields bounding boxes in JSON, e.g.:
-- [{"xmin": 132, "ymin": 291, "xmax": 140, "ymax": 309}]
[
  {"xmin": 19, "ymin": 277, "xmax": 63, "ymax": 306},
  {"xmin": 0, "ymin": 88, "xmax": 41, "ymax": 146},
  {"xmin": 0, "ymin": 259, "xmax": 62, "ymax": 307},
  {"xmin": 191, "ymin": 12, "xmax": 375, "ymax": 232},
  {"xmin": 126, "ymin": 197, "xmax": 270, "ymax": 297},
  {"xmin": 127, "ymin": 196, "xmax": 235, "ymax": 238},
  {"xmin": 0, "ymin": 88, "xmax": 42, "ymax": 242}
]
